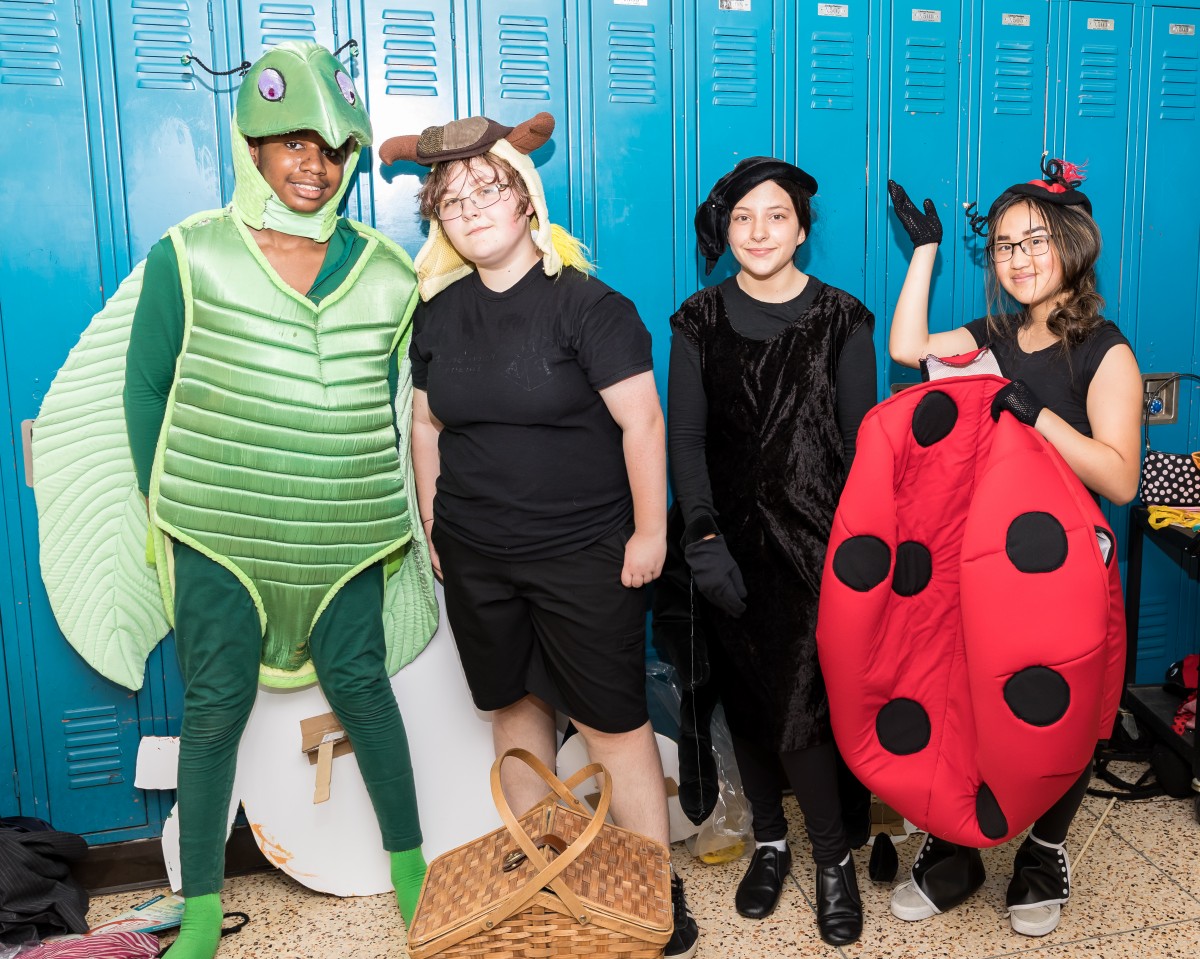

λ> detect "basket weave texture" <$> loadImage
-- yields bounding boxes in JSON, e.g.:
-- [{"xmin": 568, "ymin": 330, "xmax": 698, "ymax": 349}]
[{"xmin": 406, "ymin": 749, "xmax": 672, "ymax": 959}]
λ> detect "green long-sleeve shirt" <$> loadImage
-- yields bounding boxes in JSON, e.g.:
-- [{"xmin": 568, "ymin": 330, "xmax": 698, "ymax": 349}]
[{"xmin": 123, "ymin": 219, "xmax": 399, "ymax": 493}]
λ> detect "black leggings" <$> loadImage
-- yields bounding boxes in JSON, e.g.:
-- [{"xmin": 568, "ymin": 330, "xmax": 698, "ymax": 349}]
[
  {"xmin": 732, "ymin": 734, "xmax": 849, "ymax": 867},
  {"xmin": 1029, "ymin": 763, "xmax": 1092, "ymax": 845}
]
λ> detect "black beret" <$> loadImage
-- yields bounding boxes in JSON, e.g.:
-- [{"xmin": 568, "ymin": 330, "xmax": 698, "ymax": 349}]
[{"xmin": 695, "ymin": 157, "xmax": 818, "ymax": 275}]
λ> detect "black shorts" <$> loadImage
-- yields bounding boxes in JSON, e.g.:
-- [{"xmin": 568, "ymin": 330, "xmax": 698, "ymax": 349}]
[{"xmin": 433, "ymin": 523, "xmax": 650, "ymax": 734}]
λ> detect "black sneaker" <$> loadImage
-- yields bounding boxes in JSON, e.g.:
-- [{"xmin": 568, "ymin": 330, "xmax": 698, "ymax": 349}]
[{"xmin": 665, "ymin": 874, "xmax": 699, "ymax": 958}]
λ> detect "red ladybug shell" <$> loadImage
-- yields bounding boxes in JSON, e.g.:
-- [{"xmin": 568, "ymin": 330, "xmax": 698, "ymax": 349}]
[{"xmin": 817, "ymin": 376, "xmax": 1124, "ymax": 847}]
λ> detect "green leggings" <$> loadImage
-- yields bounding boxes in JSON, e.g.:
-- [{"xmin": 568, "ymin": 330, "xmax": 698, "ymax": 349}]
[{"xmin": 173, "ymin": 543, "xmax": 422, "ymax": 897}]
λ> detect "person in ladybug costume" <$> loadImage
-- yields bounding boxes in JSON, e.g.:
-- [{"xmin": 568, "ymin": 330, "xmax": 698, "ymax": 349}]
[{"xmin": 877, "ymin": 159, "xmax": 1142, "ymax": 936}]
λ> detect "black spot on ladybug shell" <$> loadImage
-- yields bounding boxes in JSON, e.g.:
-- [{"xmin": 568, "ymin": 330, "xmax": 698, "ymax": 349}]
[
  {"xmin": 833, "ymin": 535, "xmax": 891, "ymax": 592},
  {"xmin": 1006, "ymin": 512, "xmax": 1067, "ymax": 572},
  {"xmin": 1004, "ymin": 666, "xmax": 1070, "ymax": 726},
  {"xmin": 893, "ymin": 541, "xmax": 932, "ymax": 596},
  {"xmin": 912, "ymin": 390, "xmax": 958, "ymax": 447},
  {"xmin": 875, "ymin": 698, "xmax": 931, "ymax": 755}
]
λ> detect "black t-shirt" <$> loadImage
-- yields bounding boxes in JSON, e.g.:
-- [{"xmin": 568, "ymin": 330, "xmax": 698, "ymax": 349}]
[
  {"xmin": 411, "ymin": 263, "xmax": 653, "ymax": 559},
  {"xmin": 964, "ymin": 316, "xmax": 1131, "ymax": 437}
]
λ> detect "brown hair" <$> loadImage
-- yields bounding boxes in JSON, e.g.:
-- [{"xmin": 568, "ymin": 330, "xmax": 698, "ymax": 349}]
[
  {"xmin": 984, "ymin": 194, "xmax": 1104, "ymax": 348},
  {"xmin": 416, "ymin": 153, "xmax": 532, "ymax": 221}
]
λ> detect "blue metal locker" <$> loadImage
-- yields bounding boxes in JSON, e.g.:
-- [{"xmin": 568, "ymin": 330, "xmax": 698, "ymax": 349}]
[
  {"xmin": 583, "ymin": 0, "xmax": 677, "ymax": 390},
  {"xmin": 471, "ymin": 0, "xmax": 574, "ymax": 230},
  {"xmin": 694, "ymin": 0, "xmax": 778, "ymax": 285},
  {"xmin": 354, "ymin": 0, "xmax": 459, "ymax": 251},
  {"xmin": 1125, "ymin": 3, "xmax": 1200, "ymax": 682},
  {"xmin": 790, "ymin": 0, "xmax": 872, "ymax": 301},
  {"xmin": 1052, "ymin": 0, "xmax": 1136, "ymax": 330},
  {"xmin": 0, "ymin": 0, "xmax": 160, "ymax": 836},
  {"xmin": 882, "ymin": 0, "xmax": 964, "ymax": 391},
  {"xmin": 1, "ymin": 619, "xmax": 16, "ymax": 813},
  {"xmin": 960, "ymin": 0, "xmax": 1050, "ymax": 320}
]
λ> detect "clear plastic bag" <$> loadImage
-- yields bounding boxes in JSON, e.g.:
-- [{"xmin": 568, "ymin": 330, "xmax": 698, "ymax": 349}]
[{"xmin": 646, "ymin": 661, "xmax": 753, "ymax": 863}]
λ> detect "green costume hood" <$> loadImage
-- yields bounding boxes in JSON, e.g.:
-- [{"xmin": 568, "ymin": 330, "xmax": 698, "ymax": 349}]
[{"xmin": 231, "ymin": 41, "xmax": 371, "ymax": 242}]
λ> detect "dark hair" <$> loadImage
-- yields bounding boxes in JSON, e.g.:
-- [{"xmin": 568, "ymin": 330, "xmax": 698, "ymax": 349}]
[
  {"xmin": 771, "ymin": 178, "xmax": 814, "ymax": 235},
  {"xmin": 984, "ymin": 193, "xmax": 1104, "ymax": 348},
  {"xmin": 416, "ymin": 153, "xmax": 532, "ymax": 221}
]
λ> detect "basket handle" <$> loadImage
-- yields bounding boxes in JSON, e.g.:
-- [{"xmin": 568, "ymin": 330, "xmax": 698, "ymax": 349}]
[
  {"xmin": 1143, "ymin": 372, "xmax": 1200, "ymax": 449},
  {"xmin": 479, "ymin": 748, "xmax": 613, "ymax": 930}
]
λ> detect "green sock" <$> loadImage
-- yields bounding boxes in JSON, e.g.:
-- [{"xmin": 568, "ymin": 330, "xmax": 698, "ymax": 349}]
[
  {"xmin": 163, "ymin": 893, "xmax": 223, "ymax": 959},
  {"xmin": 390, "ymin": 847, "xmax": 427, "ymax": 926}
]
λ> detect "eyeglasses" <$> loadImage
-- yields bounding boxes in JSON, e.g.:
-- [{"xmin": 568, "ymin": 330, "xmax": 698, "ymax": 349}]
[
  {"xmin": 436, "ymin": 182, "xmax": 511, "ymax": 221},
  {"xmin": 988, "ymin": 234, "xmax": 1054, "ymax": 262}
]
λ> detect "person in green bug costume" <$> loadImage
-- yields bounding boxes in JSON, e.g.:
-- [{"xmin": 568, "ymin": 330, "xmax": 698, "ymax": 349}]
[{"xmin": 121, "ymin": 42, "xmax": 428, "ymax": 958}]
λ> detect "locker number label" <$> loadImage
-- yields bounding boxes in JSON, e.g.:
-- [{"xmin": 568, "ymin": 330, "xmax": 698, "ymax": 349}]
[
  {"xmin": 818, "ymin": 3, "xmax": 849, "ymax": 17},
  {"xmin": 1002, "ymin": 13, "xmax": 1031, "ymax": 26},
  {"xmin": 1169, "ymin": 23, "xmax": 1195, "ymax": 35},
  {"xmin": 912, "ymin": 8, "xmax": 942, "ymax": 22},
  {"xmin": 615, "ymin": 0, "xmax": 648, "ymax": 6},
  {"xmin": 719, "ymin": 0, "xmax": 751, "ymax": 10},
  {"xmin": 1087, "ymin": 18, "xmax": 1115, "ymax": 31}
]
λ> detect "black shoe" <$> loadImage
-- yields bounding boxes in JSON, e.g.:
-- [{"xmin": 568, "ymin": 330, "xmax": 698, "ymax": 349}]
[
  {"xmin": 665, "ymin": 875, "xmax": 699, "ymax": 958},
  {"xmin": 816, "ymin": 857, "xmax": 863, "ymax": 947},
  {"xmin": 734, "ymin": 845, "xmax": 792, "ymax": 919},
  {"xmin": 910, "ymin": 834, "xmax": 986, "ymax": 913}
]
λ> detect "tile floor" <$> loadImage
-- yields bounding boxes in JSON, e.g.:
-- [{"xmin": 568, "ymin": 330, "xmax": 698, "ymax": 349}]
[{"xmin": 87, "ymin": 766, "xmax": 1200, "ymax": 959}]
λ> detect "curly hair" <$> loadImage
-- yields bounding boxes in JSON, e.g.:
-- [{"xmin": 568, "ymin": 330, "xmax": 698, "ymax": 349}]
[
  {"xmin": 416, "ymin": 153, "xmax": 532, "ymax": 221},
  {"xmin": 984, "ymin": 193, "xmax": 1104, "ymax": 349}
]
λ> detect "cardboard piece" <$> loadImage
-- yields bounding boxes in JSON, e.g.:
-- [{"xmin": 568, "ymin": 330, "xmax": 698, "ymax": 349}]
[{"xmin": 300, "ymin": 715, "xmax": 350, "ymax": 804}]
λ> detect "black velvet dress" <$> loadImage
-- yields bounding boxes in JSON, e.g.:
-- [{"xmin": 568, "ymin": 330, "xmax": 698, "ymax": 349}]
[{"xmin": 670, "ymin": 283, "xmax": 871, "ymax": 752}]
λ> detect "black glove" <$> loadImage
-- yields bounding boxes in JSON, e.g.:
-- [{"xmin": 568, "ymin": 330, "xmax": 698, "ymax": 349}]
[
  {"xmin": 991, "ymin": 379, "xmax": 1045, "ymax": 427},
  {"xmin": 684, "ymin": 535, "xmax": 747, "ymax": 618},
  {"xmin": 887, "ymin": 179, "xmax": 942, "ymax": 248}
]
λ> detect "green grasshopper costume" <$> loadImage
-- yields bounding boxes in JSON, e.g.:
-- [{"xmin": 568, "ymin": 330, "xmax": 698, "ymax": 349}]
[{"xmin": 34, "ymin": 42, "xmax": 434, "ymax": 957}]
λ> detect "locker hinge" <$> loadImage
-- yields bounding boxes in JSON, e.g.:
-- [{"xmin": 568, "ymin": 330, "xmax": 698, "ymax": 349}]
[
  {"xmin": 770, "ymin": 28, "xmax": 776, "ymax": 56},
  {"xmin": 563, "ymin": 18, "xmax": 568, "ymax": 45},
  {"xmin": 206, "ymin": 0, "xmax": 213, "ymax": 33},
  {"xmin": 957, "ymin": 38, "xmax": 962, "ymax": 64},
  {"xmin": 448, "ymin": 7, "xmax": 455, "ymax": 43},
  {"xmin": 331, "ymin": 4, "xmax": 340, "ymax": 44},
  {"xmin": 73, "ymin": 0, "xmax": 80, "ymax": 25},
  {"xmin": 669, "ymin": 24, "xmax": 674, "ymax": 50}
]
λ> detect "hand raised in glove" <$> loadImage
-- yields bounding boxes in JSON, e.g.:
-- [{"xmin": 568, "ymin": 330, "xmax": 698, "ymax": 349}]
[
  {"xmin": 991, "ymin": 379, "xmax": 1045, "ymax": 427},
  {"xmin": 684, "ymin": 535, "xmax": 748, "ymax": 618},
  {"xmin": 887, "ymin": 180, "xmax": 942, "ymax": 248}
]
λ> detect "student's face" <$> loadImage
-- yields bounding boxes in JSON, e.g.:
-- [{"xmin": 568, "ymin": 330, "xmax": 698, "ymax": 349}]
[
  {"xmin": 726, "ymin": 179, "xmax": 806, "ymax": 281},
  {"xmin": 436, "ymin": 159, "xmax": 535, "ymax": 270},
  {"xmin": 248, "ymin": 130, "xmax": 347, "ymax": 214},
  {"xmin": 991, "ymin": 201, "xmax": 1066, "ymax": 314}
]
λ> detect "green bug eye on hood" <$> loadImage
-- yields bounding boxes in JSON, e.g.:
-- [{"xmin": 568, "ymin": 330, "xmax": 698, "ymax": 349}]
[
  {"xmin": 236, "ymin": 40, "xmax": 371, "ymax": 149},
  {"xmin": 231, "ymin": 40, "xmax": 370, "ymax": 242}
]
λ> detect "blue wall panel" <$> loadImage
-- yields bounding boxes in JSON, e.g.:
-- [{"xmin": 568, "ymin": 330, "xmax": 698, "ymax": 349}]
[
  {"xmin": 695, "ymin": 0, "xmax": 776, "ymax": 284},
  {"xmin": 883, "ymin": 0, "xmax": 963, "ymax": 390},
  {"xmin": 0, "ymin": 618, "xmax": 16, "ymax": 814},
  {"xmin": 586, "ymin": 0, "xmax": 676, "ymax": 391},
  {"xmin": 793, "ymin": 0, "xmax": 871, "ymax": 300}
]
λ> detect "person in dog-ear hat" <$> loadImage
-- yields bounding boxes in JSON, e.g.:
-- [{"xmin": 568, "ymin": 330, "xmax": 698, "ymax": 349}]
[{"xmin": 384, "ymin": 114, "xmax": 700, "ymax": 958}]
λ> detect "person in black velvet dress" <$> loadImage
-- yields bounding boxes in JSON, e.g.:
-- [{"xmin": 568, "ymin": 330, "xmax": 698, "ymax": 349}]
[{"xmin": 667, "ymin": 157, "xmax": 877, "ymax": 946}]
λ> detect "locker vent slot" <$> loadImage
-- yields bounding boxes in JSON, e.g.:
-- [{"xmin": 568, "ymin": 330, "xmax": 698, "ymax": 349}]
[
  {"xmin": 382, "ymin": 8, "xmax": 438, "ymax": 97},
  {"xmin": 63, "ymin": 705, "xmax": 125, "ymax": 789},
  {"xmin": 258, "ymin": 2, "xmax": 317, "ymax": 48},
  {"xmin": 810, "ymin": 31, "xmax": 854, "ymax": 111},
  {"xmin": 1077, "ymin": 43, "xmax": 1118, "ymax": 118},
  {"xmin": 0, "ymin": 0, "xmax": 63, "ymax": 86},
  {"xmin": 904, "ymin": 36, "xmax": 946, "ymax": 114},
  {"xmin": 1159, "ymin": 48, "xmax": 1197, "ymax": 121},
  {"xmin": 991, "ymin": 40, "xmax": 1034, "ymax": 115},
  {"xmin": 1133, "ymin": 597, "xmax": 1168, "ymax": 659},
  {"xmin": 497, "ymin": 14, "xmax": 550, "ymax": 101},
  {"xmin": 129, "ymin": 0, "xmax": 195, "ymax": 90},
  {"xmin": 711, "ymin": 26, "xmax": 758, "ymax": 107},
  {"xmin": 607, "ymin": 20, "xmax": 656, "ymax": 104}
]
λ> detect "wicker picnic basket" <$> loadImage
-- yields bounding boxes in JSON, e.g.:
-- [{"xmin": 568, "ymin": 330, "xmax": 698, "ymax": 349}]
[{"xmin": 405, "ymin": 748, "xmax": 673, "ymax": 959}]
